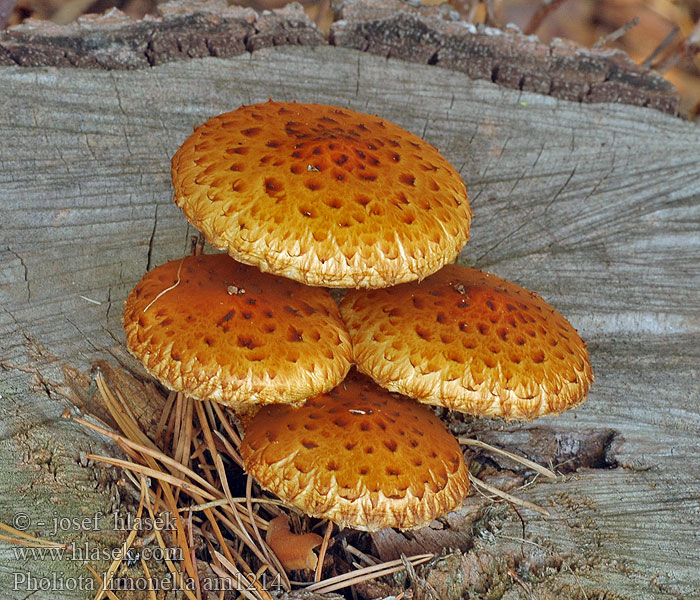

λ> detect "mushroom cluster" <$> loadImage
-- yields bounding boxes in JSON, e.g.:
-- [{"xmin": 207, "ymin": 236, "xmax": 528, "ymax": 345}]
[{"xmin": 123, "ymin": 101, "xmax": 593, "ymax": 540}]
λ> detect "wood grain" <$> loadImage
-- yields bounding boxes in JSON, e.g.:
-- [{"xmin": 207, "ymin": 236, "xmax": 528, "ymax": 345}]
[{"xmin": 1, "ymin": 44, "xmax": 699, "ymax": 599}]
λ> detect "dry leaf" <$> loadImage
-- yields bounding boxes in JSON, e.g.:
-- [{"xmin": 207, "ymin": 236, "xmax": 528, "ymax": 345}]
[{"xmin": 266, "ymin": 515, "xmax": 323, "ymax": 571}]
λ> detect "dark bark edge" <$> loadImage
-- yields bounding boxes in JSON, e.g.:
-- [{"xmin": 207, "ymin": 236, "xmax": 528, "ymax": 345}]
[{"xmin": 0, "ymin": 0, "xmax": 679, "ymax": 115}]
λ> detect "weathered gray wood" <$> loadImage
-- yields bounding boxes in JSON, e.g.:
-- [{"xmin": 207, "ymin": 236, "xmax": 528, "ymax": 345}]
[{"xmin": 1, "ymin": 44, "xmax": 699, "ymax": 599}]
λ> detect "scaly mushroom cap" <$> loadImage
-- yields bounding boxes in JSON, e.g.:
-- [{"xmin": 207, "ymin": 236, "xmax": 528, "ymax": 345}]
[
  {"xmin": 240, "ymin": 371, "xmax": 470, "ymax": 531},
  {"xmin": 123, "ymin": 254, "xmax": 352, "ymax": 406},
  {"xmin": 340, "ymin": 265, "xmax": 593, "ymax": 420},
  {"xmin": 171, "ymin": 101, "xmax": 471, "ymax": 288}
]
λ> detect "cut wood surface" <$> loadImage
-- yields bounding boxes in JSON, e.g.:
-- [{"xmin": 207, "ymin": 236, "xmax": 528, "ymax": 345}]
[{"xmin": 1, "ymin": 2, "xmax": 700, "ymax": 599}]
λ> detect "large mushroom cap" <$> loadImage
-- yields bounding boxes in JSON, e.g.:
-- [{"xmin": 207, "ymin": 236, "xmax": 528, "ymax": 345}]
[
  {"xmin": 340, "ymin": 264, "xmax": 593, "ymax": 420},
  {"xmin": 172, "ymin": 101, "xmax": 471, "ymax": 288},
  {"xmin": 123, "ymin": 254, "xmax": 352, "ymax": 406},
  {"xmin": 240, "ymin": 371, "xmax": 470, "ymax": 531}
]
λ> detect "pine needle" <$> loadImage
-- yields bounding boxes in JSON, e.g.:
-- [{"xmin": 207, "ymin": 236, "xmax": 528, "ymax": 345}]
[
  {"xmin": 314, "ymin": 521, "xmax": 333, "ymax": 582},
  {"xmin": 85, "ymin": 454, "xmax": 217, "ymax": 502},
  {"xmin": 305, "ymin": 553, "xmax": 434, "ymax": 594},
  {"xmin": 246, "ymin": 475, "xmax": 289, "ymax": 590},
  {"xmin": 84, "ymin": 563, "xmax": 120, "ymax": 600},
  {"xmin": 93, "ymin": 475, "xmax": 147, "ymax": 600},
  {"xmin": 0, "ymin": 522, "xmax": 68, "ymax": 548},
  {"xmin": 469, "ymin": 473, "xmax": 550, "ymax": 516},
  {"xmin": 180, "ymin": 498, "xmax": 286, "ymax": 514},
  {"xmin": 210, "ymin": 558, "xmax": 264, "ymax": 600},
  {"xmin": 343, "ymin": 540, "xmax": 380, "ymax": 566},
  {"xmin": 139, "ymin": 557, "xmax": 158, "ymax": 600},
  {"xmin": 155, "ymin": 390, "xmax": 177, "ymax": 446},
  {"xmin": 141, "ymin": 477, "xmax": 199, "ymax": 600},
  {"xmin": 70, "ymin": 415, "xmax": 221, "ymax": 497},
  {"xmin": 458, "ymin": 436, "xmax": 557, "ymax": 478}
]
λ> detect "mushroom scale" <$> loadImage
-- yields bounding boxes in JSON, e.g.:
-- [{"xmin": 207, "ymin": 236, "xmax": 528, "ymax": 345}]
[
  {"xmin": 240, "ymin": 371, "xmax": 470, "ymax": 531},
  {"xmin": 340, "ymin": 264, "xmax": 593, "ymax": 420},
  {"xmin": 123, "ymin": 254, "xmax": 352, "ymax": 406},
  {"xmin": 172, "ymin": 101, "xmax": 471, "ymax": 288}
]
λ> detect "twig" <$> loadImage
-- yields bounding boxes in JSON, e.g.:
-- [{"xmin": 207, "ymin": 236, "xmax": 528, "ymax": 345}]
[
  {"xmin": 648, "ymin": 19, "xmax": 700, "ymax": 75},
  {"xmin": 401, "ymin": 552, "xmax": 440, "ymax": 598},
  {"xmin": 642, "ymin": 24, "xmax": 680, "ymax": 70},
  {"xmin": 483, "ymin": 0, "xmax": 504, "ymax": 28},
  {"xmin": 190, "ymin": 233, "xmax": 205, "ymax": 256},
  {"xmin": 523, "ymin": 0, "xmax": 568, "ymax": 35},
  {"xmin": 593, "ymin": 17, "xmax": 639, "ymax": 49}
]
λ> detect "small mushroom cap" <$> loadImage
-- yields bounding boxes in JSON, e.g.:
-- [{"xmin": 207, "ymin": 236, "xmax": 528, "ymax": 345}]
[
  {"xmin": 123, "ymin": 254, "xmax": 352, "ymax": 406},
  {"xmin": 340, "ymin": 265, "xmax": 593, "ymax": 420},
  {"xmin": 240, "ymin": 371, "xmax": 470, "ymax": 531},
  {"xmin": 171, "ymin": 101, "xmax": 471, "ymax": 288}
]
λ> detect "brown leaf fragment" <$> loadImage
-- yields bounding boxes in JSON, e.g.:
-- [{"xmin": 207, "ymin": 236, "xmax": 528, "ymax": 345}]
[{"xmin": 266, "ymin": 515, "xmax": 323, "ymax": 571}]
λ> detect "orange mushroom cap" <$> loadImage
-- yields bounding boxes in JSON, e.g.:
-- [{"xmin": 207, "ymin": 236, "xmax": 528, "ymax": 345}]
[
  {"xmin": 340, "ymin": 265, "xmax": 593, "ymax": 420},
  {"xmin": 240, "ymin": 371, "xmax": 470, "ymax": 531},
  {"xmin": 123, "ymin": 254, "xmax": 352, "ymax": 406},
  {"xmin": 171, "ymin": 101, "xmax": 471, "ymax": 288}
]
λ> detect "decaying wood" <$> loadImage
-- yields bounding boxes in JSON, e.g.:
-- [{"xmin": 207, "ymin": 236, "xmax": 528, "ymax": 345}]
[
  {"xmin": 0, "ymin": 0, "xmax": 679, "ymax": 114},
  {"xmin": 1, "ymin": 1, "xmax": 700, "ymax": 598},
  {"xmin": 0, "ymin": 0, "xmax": 322, "ymax": 68},
  {"xmin": 332, "ymin": 0, "xmax": 679, "ymax": 114}
]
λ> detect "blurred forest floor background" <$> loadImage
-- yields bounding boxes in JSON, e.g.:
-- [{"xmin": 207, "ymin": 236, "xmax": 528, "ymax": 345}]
[{"xmin": 3, "ymin": 0, "xmax": 699, "ymax": 117}]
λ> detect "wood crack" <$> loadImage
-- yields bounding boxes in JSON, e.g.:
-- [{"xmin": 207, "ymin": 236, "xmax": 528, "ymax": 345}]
[
  {"xmin": 7, "ymin": 247, "xmax": 30, "ymax": 302},
  {"xmin": 146, "ymin": 204, "xmax": 158, "ymax": 273}
]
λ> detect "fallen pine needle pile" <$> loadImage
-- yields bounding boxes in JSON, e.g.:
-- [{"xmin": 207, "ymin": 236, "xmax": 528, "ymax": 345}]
[
  {"xmin": 54, "ymin": 362, "xmax": 555, "ymax": 600},
  {"xmin": 61, "ymin": 368, "xmax": 439, "ymax": 600}
]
